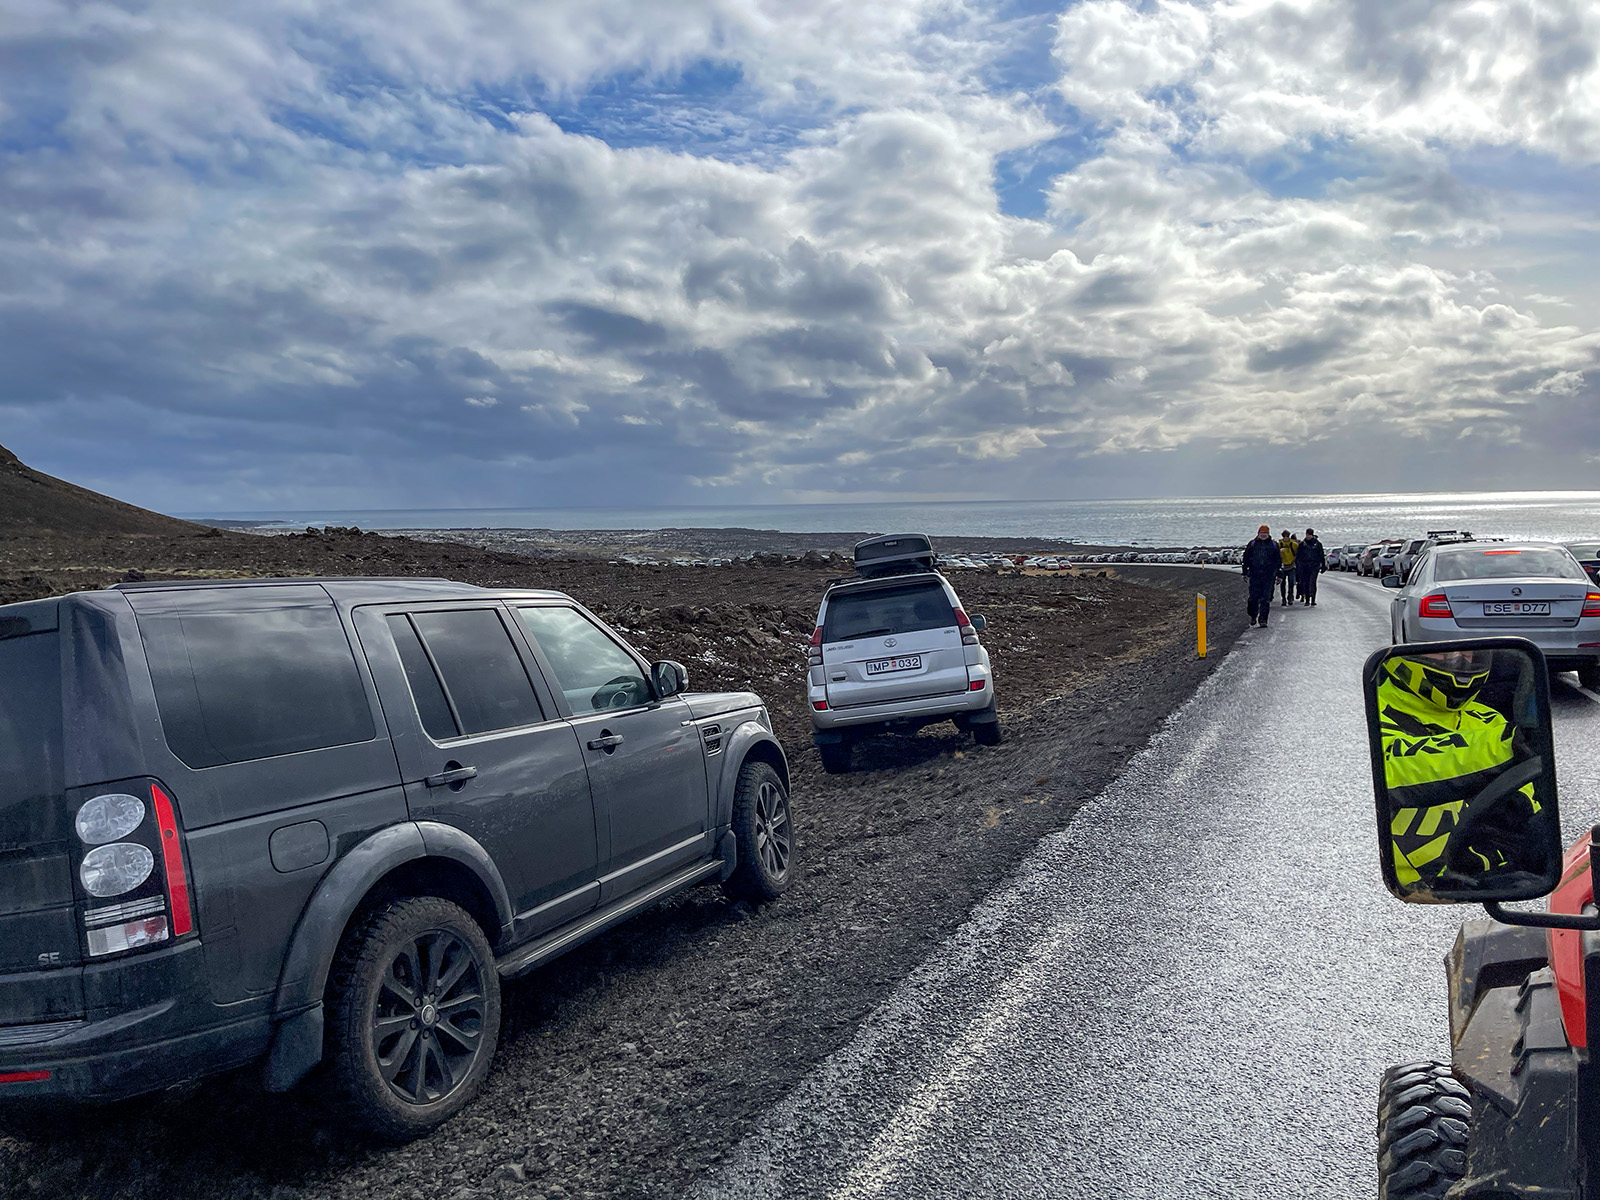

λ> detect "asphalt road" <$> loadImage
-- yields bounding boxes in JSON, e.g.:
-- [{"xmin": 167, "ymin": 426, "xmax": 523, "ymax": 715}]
[{"xmin": 690, "ymin": 569, "xmax": 1600, "ymax": 1200}]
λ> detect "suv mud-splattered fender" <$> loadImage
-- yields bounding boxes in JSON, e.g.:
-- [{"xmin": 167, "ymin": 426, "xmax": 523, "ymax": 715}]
[
  {"xmin": 262, "ymin": 820, "xmax": 514, "ymax": 1091},
  {"xmin": 709, "ymin": 721, "xmax": 789, "ymax": 830}
]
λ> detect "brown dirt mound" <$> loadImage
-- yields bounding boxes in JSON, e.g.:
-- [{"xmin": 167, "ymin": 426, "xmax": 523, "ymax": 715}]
[{"xmin": 0, "ymin": 442, "xmax": 202, "ymax": 538}]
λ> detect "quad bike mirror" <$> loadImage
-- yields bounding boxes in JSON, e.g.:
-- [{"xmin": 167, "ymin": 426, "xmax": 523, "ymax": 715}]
[{"xmin": 1363, "ymin": 638, "xmax": 1562, "ymax": 905}]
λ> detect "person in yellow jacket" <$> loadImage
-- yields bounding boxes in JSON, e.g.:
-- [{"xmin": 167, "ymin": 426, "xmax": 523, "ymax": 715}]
[
  {"xmin": 1276, "ymin": 530, "xmax": 1300, "ymax": 606},
  {"xmin": 1378, "ymin": 648, "xmax": 1543, "ymax": 893}
]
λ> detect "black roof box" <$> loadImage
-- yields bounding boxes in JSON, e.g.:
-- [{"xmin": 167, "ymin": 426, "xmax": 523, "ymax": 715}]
[{"xmin": 853, "ymin": 533, "xmax": 936, "ymax": 578}]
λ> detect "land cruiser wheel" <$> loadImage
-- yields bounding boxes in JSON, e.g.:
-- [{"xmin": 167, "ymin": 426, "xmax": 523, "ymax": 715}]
[
  {"xmin": 819, "ymin": 741, "xmax": 852, "ymax": 774},
  {"xmin": 723, "ymin": 761, "xmax": 794, "ymax": 903},
  {"xmin": 971, "ymin": 707, "xmax": 1002, "ymax": 746},
  {"xmin": 327, "ymin": 895, "xmax": 501, "ymax": 1142},
  {"xmin": 1377, "ymin": 1060, "xmax": 1471, "ymax": 1200}
]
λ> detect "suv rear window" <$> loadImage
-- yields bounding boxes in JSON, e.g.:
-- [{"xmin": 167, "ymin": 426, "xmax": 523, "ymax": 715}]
[
  {"xmin": 0, "ymin": 630, "xmax": 63, "ymax": 820},
  {"xmin": 140, "ymin": 601, "xmax": 375, "ymax": 768},
  {"xmin": 823, "ymin": 580, "xmax": 955, "ymax": 643},
  {"xmin": 1433, "ymin": 548, "xmax": 1588, "ymax": 582}
]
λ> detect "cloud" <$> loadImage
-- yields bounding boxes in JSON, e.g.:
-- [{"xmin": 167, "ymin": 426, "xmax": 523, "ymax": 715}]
[{"xmin": 0, "ymin": 0, "xmax": 1597, "ymax": 512}]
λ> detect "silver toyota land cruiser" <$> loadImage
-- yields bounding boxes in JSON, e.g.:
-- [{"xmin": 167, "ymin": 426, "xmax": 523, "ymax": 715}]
[{"xmin": 806, "ymin": 535, "xmax": 1000, "ymax": 773}]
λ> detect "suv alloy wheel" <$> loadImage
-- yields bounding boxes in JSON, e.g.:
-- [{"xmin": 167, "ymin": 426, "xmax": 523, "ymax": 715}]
[{"xmin": 327, "ymin": 895, "xmax": 501, "ymax": 1141}]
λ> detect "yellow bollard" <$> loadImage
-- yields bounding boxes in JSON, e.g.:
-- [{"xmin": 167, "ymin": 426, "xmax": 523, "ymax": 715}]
[{"xmin": 1197, "ymin": 593, "xmax": 1207, "ymax": 658}]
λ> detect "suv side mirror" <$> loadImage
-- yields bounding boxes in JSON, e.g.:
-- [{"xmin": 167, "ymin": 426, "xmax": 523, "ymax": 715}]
[
  {"xmin": 969, "ymin": 614, "xmax": 987, "ymax": 632},
  {"xmin": 1381, "ymin": 574, "xmax": 1402, "ymax": 588},
  {"xmin": 1363, "ymin": 638, "xmax": 1562, "ymax": 905},
  {"xmin": 651, "ymin": 660, "xmax": 689, "ymax": 700}
]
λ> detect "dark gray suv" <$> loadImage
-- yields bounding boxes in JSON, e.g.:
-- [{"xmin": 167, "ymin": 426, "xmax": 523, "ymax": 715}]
[{"xmin": 0, "ymin": 578, "xmax": 791, "ymax": 1138}]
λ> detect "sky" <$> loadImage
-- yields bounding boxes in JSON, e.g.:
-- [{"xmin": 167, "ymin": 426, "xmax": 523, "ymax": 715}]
[{"xmin": 2, "ymin": 0, "xmax": 1598, "ymax": 514}]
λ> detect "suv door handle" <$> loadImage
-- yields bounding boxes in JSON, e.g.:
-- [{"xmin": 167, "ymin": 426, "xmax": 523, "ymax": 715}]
[
  {"xmin": 424, "ymin": 765, "xmax": 478, "ymax": 788},
  {"xmin": 586, "ymin": 733, "xmax": 625, "ymax": 752}
]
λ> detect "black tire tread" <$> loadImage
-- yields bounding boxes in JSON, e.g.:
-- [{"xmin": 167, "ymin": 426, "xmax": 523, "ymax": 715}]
[
  {"xmin": 972, "ymin": 710, "xmax": 1002, "ymax": 746},
  {"xmin": 818, "ymin": 742, "xmax": 851, "ymax": 774},
  {"xmin": 325, "ymin": 895, "xmax": 501, "ymax": 1142},
  {"xmin": 1377, "ymin": 1060, "xmax": 1471, "ymax": 1200},
  {"xmin": 722, "ymin": 760, "xmax": 792, "ymax": 903}
]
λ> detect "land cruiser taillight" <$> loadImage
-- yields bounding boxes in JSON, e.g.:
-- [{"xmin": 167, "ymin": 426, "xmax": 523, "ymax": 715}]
[
  {"xmin": 1419, "ymin": 594, "xmax": 1453, "ymax": 619},
  {"xmin": 1583, "ymin": 592, "xmax": 1600, "ymax": 618},
  {"xmin": 807, "ymin": 626, "xmax": 823, "ymax": 667},
  {"xmin": 954, "ymin": 608, "xmax": 980, "ymax": 646},
  {"xmin": 72, "ymin": 779, "xmax": 195, "ymax": 957}
]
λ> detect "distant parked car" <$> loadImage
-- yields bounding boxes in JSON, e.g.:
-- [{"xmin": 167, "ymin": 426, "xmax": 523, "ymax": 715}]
[
  {"xmin": 1395, "ymin": 538, "xmax": 1429, "ymax": 582},
  {"xmin": 1377, "ymin": 544, "xmax": 1405, "ymax": 577},
  {"xmin": 1343, "ymin": 544, "xmax": 1365, "ymax": 572},
  {"xmin": 1359, "ymin": 544, "xmax": 1385, "ymax": 576},
  {"xmin": 1564, "ymin": 541, "xmax": 1600, "ymax": 585},
  {"xmin": 1385, "ymin": 540, "xmax": 1600, "ymax": 688}
]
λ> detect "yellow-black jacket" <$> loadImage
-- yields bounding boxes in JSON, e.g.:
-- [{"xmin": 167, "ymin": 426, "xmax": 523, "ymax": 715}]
[
  {"xmin": 1278, "ymin": 536, "xmax": 1299, "ymax": 567},
  {"xmin": 1378, "ymin": 662, "xmax": 1537, "ymax": 887}
]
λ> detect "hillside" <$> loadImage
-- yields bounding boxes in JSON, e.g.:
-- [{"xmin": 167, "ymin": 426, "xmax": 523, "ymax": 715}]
[{"xmin": 0, "ymin": 442, "xmax": 202, "ymax": 537}]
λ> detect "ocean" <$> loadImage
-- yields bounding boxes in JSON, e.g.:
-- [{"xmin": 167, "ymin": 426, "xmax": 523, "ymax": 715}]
[{"xmin": 185, "ymin": 491, "xmax": 1600, "ymax": 550}]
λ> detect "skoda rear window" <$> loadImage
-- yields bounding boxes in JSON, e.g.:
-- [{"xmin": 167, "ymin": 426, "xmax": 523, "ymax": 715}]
[
  {"xmin": 139, "ymin": 598, "xmax": 375, "ymax": 768},
  {"xmin": 824, "ymin": 582, "xmax": 955, "ymax": 643},
  {"xmin": 1433, "ymin": 548, "xmax": 1588, "ymax": 583},
  {"xmin": 0, "ymin": 629, "xmax": 63, "ymax": 816}
]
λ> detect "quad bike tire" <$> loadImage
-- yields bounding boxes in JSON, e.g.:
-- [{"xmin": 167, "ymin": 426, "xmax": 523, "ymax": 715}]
[{"xmin": 1377, "ymin": 1060, "xmax": 1471, "ymax": 1200}]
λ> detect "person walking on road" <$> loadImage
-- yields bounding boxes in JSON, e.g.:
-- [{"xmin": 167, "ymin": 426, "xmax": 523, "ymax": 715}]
[
  {"xmin": 1277, "ymin": 530, "xmax": 1300, "ymax": 606},
  {"xmin": 1296, "ymin": 528, "xmax": 1327, "ymax": 605},
  {"xmin": 1243, "ymin": 525, "xmax": 1280, "ymax": 627}
]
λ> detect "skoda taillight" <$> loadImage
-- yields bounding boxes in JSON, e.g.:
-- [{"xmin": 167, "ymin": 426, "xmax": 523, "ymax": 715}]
[
  {"xmin": 72, "ymin": 778, "xmax": 195, "ymax": 957},
  {"xmin": 1419, "ymin": 594, "xmax": 1453, "ymax": 619},
  {"xmin": 1583, "ymin": 592, "xmax": 1600, "ymax": 618}
]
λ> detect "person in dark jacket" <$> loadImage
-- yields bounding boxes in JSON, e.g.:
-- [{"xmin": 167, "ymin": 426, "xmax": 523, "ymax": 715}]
[
  {"xmin": 1243, "ymin": 525, "xmax": 1280, "ymax": 627},
  {"xmin": 1296, "ymin": 528, "xmax": 1327, "ymax": 605}
]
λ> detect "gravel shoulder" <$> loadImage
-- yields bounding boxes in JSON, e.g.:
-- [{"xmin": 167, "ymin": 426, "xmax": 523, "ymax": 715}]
[{"xmin": 0, "ymin": 530, "xmax": 1248, "ymax": 1200}]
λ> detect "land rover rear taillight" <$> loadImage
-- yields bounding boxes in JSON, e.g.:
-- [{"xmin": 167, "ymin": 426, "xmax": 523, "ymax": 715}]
[
  {"xmin": 807, "ymin": 625, "xmax": 823, "ymax": 668},
  {"xmin": 72, "ymin": 779, "xmax": 196, "ymax": 957}
]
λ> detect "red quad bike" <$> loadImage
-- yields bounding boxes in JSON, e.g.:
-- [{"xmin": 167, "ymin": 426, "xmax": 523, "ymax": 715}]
[{"xmin": 1363, "ymin": 637, "xmax": 1600, "ymax": 1200}]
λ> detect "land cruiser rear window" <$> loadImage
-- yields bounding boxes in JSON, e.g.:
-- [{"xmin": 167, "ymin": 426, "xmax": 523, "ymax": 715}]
[
  {"xmin": 140, "ymin": 602, "xmax": 375, "ymax": 768},
  {"xmin": 0, "ymin": 630, "xmax": 63, "ymax": 815},
  {"xmin": 823, "ymin": 581, "xmax": 955, "ymax": 643}
]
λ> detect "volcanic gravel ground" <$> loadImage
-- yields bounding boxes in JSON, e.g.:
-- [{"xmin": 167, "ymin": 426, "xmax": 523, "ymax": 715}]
[{"xmin": 0, "ymin": 530, "xmax": 1247, "ymax": 1200}]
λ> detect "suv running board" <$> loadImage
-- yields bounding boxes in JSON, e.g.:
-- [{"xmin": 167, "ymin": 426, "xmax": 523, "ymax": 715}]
[{"xmin": 495, "ymin": 859, "xmax": 724, "ymax": 979}]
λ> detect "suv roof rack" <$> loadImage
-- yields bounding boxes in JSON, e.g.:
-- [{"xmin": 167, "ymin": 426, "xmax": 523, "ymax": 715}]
[{"xmin": 109, "ymin": 576, "xmax": 458, "ymax": 591}]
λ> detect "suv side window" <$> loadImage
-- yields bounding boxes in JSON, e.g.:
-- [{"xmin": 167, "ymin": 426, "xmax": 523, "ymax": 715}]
[
  {"xmin": 140, "ymin": 602, "xmax": 375, "ymax": 769},
  {"xmin": 386, "ymin": 615, "xmax": 458, "ymax": 741},
  {"xmin": 515, "ymin": 606, "xmax": 652, "ymax": 713},
  {"xmin": 408, "ymin": 609, "xmax": 545, "ymax": 736}
]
